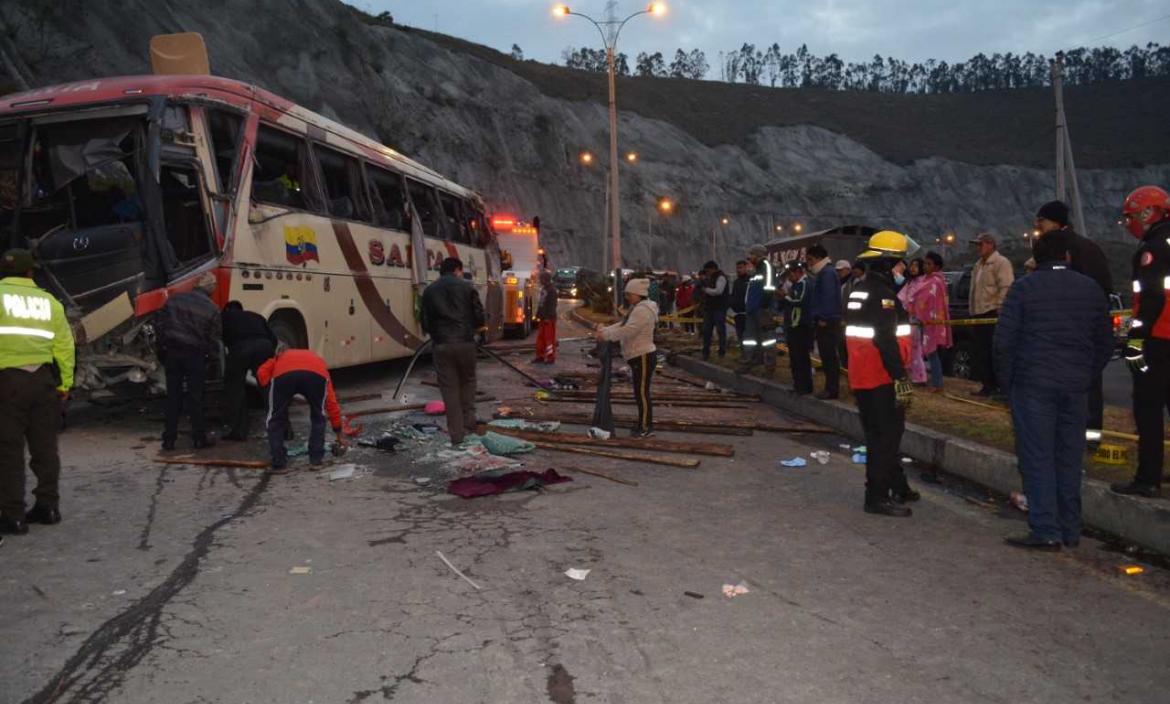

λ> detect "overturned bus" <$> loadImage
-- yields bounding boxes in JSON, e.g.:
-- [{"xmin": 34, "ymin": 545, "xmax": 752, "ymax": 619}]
[{"xmin": 0, "ymin": 70, "xmax": 504, "ymax": 398}]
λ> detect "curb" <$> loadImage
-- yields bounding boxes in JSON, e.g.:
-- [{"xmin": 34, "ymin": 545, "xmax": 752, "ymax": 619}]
[{"xmin": 673, "ymin": 355, "xmax": 1170, "ymax": 555}]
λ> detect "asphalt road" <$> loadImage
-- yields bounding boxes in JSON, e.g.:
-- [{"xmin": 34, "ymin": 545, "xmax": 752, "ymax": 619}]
[{"xmin": 3, "ymin": 301, "xmax": 1169, "ymax": 703}]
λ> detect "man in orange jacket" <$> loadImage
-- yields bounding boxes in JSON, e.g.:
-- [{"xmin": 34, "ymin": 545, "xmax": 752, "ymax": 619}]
[{"xmin": 257, "ymin": 345, "xmax": 353, "ymax": 469}]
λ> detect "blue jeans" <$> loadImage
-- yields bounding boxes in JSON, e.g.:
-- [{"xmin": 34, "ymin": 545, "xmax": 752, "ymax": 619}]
[
  {"xmin": 1009, "ymin": 385, "xmax": 1087, "ymax": 543},
  {"xmin": 926, "ymin": 351, "xmax": 943, "ymax": 389}
]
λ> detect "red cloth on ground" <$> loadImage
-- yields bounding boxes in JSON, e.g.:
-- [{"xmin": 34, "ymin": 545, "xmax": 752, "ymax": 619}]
[
  {"xmin": 535, "ymin": 320, "xmax": 557, "ymax": 361},
  {"xmin": 447, "ymin": 469, "xmax": 572, "ymax": 498}
]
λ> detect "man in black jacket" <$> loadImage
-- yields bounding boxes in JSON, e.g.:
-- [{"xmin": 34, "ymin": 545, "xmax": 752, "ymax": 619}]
[
  {"xmin": 156, "ymin": 273, "xmax": 222, "ymax": 450},
  {"xmin": 421, "ymin": 257, "xmax": 486, "ymax": 445},
  {"xmin": 220, "ymin": 301, "xmax": 277, "ymax": 440},
  {"xmin": 699, "ymin": 260, "xmax": 730, "ymax": 360},
  {"xmin": 729, "ymin": 260, "xmax": 750, "ymax": 350},
  {"xmin": 1034, "ymin": 200, "xmax": 1114, "ymax": 448},
  {"xmin": 995, "ymin": 244, "xmax": 1112, "ymax": 551}
]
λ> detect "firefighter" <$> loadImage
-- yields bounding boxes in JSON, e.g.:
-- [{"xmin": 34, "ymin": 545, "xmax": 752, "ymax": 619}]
[
  {"xmin": 844, "ymin": 231, "xmax": 917, "ymax": 517},
  {"xmin": 736, "ymin": 244, "xmax": 778, "ymax": 375},
  {"xmin": 0, "ymin": 249, "xmax": 75, "ymax": 538},
  {"xmin": 1112, "ymin": 185, "xmax": 1170, "ymax": 498}
]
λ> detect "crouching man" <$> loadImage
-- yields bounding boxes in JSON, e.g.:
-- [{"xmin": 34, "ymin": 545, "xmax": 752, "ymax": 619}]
[{"xmin": 258, "ymin": 345, "xmax": 350, "ymax": 469}]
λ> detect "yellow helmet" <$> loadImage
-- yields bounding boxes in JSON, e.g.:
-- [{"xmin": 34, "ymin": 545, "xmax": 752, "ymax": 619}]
[{"xmin": 857, "ymin": 230, "xmax": 909, "ymax": 260}]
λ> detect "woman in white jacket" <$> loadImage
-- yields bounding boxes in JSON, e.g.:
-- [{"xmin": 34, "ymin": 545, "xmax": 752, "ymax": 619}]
[{"xmin": 595, "ymin": 278, "xmax": 660, "ymax": 437}]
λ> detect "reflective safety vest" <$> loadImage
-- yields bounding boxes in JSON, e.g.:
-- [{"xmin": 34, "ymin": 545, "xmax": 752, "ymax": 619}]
[
  {"xmin": 0, "ymin": 277, "xmax": 76, "ymax": 390},
  {"xmin": 1130, "ymin": 220, "xmax": 1170, "ymax": 341},
  {"xmin": 844, "ymin": 275, "xmax": 911, "ymax": 391}
]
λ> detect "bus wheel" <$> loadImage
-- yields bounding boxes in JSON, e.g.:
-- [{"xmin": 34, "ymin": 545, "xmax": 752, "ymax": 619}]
[{"xmin": 269, "ymin": 310, "xmax": 308, "ymax": 349}]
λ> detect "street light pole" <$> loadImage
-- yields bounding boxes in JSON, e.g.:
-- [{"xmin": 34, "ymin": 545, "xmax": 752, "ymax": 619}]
[{"xmin": 554, "ymin": 3, "xmax": 666, "ymax": 278}]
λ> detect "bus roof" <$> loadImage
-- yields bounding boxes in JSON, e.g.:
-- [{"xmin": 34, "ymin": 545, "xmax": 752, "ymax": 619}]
[{"xmin": 0, "ymin": 75, "xmax": 480, "ymax": 204}]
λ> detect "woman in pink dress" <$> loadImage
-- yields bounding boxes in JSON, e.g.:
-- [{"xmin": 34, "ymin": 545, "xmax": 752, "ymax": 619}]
[
  {"xmin": 897, "ymin": 259, "xmax": 929, "ymax": 384},
  {"xmin": 912, "ymin": 252, "xmax": 953, "ymax": 391}
]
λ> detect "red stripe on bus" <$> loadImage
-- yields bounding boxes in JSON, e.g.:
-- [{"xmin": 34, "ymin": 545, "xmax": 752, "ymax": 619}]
[{"xmin": 331, "ymin": 222, "xmax": 425, "ymax": 350}]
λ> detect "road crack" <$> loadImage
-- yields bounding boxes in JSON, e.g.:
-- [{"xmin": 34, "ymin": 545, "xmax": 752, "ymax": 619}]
[{"xmin": 21, "ymin": 473, "xmax": 272, "ymax": 704}]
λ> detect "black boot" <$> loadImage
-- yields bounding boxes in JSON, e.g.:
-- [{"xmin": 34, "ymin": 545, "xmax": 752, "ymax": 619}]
[
  {"xmin": 0, "ymin": 515, "xmax": 29, "ymax": 535},
  {"xmin": 1004, "ymin": 534, "xmax": 1061, "ymax": 551},
  {"xmin": 1110, "ymin": 481, "xmax": 1161, "ymax": 498},
  {"xmin": 25, "ymin": 504, "xmax": 62, "ymax": 525}
]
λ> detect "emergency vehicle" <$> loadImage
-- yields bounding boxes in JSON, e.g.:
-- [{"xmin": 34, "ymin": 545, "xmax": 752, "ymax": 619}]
[{"xmin": 492, "ymin": 214, "xmax": 544, "ymax": 337}]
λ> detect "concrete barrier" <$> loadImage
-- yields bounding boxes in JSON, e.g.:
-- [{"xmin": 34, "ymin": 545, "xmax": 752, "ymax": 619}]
[{"xmin": 674, "ymin": 355, "xmax": 1170, "ymax": 554}]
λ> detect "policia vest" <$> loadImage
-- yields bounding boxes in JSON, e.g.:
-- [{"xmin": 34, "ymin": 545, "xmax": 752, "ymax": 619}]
[{"xmin": 0, "ymin": 277, "xmax": 76, "ymax": 391}]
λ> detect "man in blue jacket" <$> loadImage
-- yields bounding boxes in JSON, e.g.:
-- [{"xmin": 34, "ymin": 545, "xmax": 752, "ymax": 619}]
[
  {"xmin": 806, "ymin": 245, "xmax": 843, "ymax": 399},
  {"xmin": 994, "ymin": 244, "xmax": 1112, "ymax": 551}
]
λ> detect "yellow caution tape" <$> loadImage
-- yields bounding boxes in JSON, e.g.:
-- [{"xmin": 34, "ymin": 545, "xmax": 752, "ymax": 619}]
[{"xmin": 921, "ymin": 309, "xmax": 1132, "ymax": 327}]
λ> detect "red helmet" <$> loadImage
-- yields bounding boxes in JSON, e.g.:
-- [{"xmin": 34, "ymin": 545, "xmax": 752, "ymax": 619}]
[{"xmin": 1122, "ymin": 185, "xmax": 1170, "ymax": 239}]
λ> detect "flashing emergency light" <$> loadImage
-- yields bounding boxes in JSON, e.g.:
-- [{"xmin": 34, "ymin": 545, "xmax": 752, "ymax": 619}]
[
  {"xmin": 505, "ymin": 276, "xmax": 519, "ymax": 285},
  {"xmin": 491, "ymin": 215, "xmax": 517, "ymax": 231}
]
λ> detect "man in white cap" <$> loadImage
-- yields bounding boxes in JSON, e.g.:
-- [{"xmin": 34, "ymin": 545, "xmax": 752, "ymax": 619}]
[{"xmin": 595, "ymin": 278, "xmax": 659, "ymax": 437}]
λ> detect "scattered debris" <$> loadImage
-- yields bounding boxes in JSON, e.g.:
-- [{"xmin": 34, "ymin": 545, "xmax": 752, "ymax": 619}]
[
  {"xmin": 851, "ymin": 453, "xmax": 867, "ymax": 464},
  {"xmin": 722, "ymin": 582, "xmax": 750, "ymax": 597},
  {"xmin": 684, "ymin": 591, "xmax": 705, "ymax": 599},
  {"xmin": 529, "ymin": 442, "xmax": 701, "ymax": 468},
  {"xmin": 357, "ymin": 435, "xmax": 402, "ymax": 452},
  {"xmin": 289, "ymin": 566, "xmax": 312, "ymax": 575},
  {"xmin": 154, "ymin": 456, "xmax": 269, "ymax": 470},
  {"xmin": 112, "ymin": 590, "xmax": 127, "ymax": 596},
  {"xmin": 1119, "ymin": 565, "xmax": 1146, "ymax": 576},
  {"xmin": 562, "ymin": 465, "xmax": 639, "ymax": 487},
  {"xmin": 435, "ymin": 550, "xmax": 482, "ymax": 590},
  {"xmin": 780, "ymin": 457, "xmax": 808, "ymax": 468},
  {"xmin": 424, "ymin": 400, "xmax": 446, "ymax": 415},
  {"xmin": 704, "ymin": 381, "xmax": 718, "ymax": 391},
  {"xmin": 588, "ymin": 427, "xmax": 612, "ymax": 440},
  {"xmin": 564, "ymin": 568, "xmax": 591, "ymax": 581},
  {"xmin": 483, "ymin": 424, "xmax": 735, "ymax": 457},
  {"xmin": 413, "ymin": 476, "xmax": 432, "ymax": 486},
  {"xmin": 348, "ymin": 402, "xmax": 429, "ymax": 418},
  {"xmin": 809, "ymin": 450, "xmax": 831, "ymax": 465},
  {"xmin": 329, "ymin": 465, "xmax": 357, "ymax": 481},
  {"xmin": 1009, "ymin": 492, "xmax": 1029, "ymax": 512},
  {"xmin": 448, "ymin": 469, "xmax": 572, "ymax": 499},
  {"xmin": 489, "ymin": 418, "xmax": 562, "ymax": 432}
]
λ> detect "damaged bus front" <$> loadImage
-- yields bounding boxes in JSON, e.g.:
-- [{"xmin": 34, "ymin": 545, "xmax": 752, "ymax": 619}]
[{"xmin": 0, "ymin": 92, "xmax": 235, "ymax": 396}]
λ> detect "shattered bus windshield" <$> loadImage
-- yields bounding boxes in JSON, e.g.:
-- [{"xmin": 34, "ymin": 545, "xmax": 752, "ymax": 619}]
[{"xmin": 0, "ymin": 104, "xmax": 222, "ymax": 316}]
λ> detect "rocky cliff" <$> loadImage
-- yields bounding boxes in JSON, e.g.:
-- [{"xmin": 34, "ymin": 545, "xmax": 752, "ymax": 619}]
[{"xmin": 3, "ymin": 0, "xmax": 1167, "ymax": 274}]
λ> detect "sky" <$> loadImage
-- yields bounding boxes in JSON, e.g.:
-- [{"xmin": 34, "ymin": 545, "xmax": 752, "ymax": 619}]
[{"xmin": 357, "ymin": 0, "xmax": 1168, "ymax": 74}]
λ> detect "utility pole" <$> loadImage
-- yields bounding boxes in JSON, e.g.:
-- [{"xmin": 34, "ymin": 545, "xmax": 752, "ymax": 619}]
[{"xmin": 1051, "ymin": 52, "xmax": 1088, "ymax": 236}]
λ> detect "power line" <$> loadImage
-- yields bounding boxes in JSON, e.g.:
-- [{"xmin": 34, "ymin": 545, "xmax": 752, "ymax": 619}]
[{"xmin": 1077, "ymin": 12, "xmax": 1170, "ymax": 47}]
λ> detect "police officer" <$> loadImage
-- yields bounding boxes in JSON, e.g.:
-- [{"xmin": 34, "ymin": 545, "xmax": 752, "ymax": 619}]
[
  {"xmin": 0, "ymin": 249, "xmax": 75, "ymax": 539},
  {"xmin": 736, "ymin": 244, "xmax": 778, "ymax": 375},
  {"xmin": 844, "ymin": 232, "xmax": 916, "ymax": 517},
  {"xmin": 1113, "ymin": 185, "xmax": 1170, "ymax": 498}
]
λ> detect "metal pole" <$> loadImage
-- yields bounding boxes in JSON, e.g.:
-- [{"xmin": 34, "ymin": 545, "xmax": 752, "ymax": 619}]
[
  {"xmin": 648, "ymin": 208, "xmax": 653, "ymax": 269},
  {"xmin": 1064, "ymin": 127, "xmax": 1088, "ymax": 236},
  {"xmin": 1052, "ymin": 55, "xmax": 1067, "ymax": 201},
  {"xmin": 601, "ymin": 181, "xmax": 609, "ymax": 272},
  {"xmin": 606, "ymin": 47, "xmax": 621, "ymax": 272}
]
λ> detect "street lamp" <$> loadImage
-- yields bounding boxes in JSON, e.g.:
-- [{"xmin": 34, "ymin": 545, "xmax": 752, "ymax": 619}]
[
  {"xmin": 648, "ymin": 196, "xmax": 673, "ymax": 269},
  {"xmin": 553, "ymin": 2, "xmax": 667, "ymax": 276},
  {"xmin": 579, "ymin": 150, "xmax": 595, "ymax": 165},
  {"xmin": 712, "ymin": 216, "xmax": 730, "ymax": 259},
  {"xmin": 626, "ymin": 151, "xmax": 639, "ymax": 163},
  {"xmin": 793, "ymin": 222, "xmax": 803, "ymax": 234}
]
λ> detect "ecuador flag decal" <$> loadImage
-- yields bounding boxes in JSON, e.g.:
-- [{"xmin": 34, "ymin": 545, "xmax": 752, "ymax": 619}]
[{"xmin": 284, "ymin": 226, "xmax": 320, "ymax": 265}]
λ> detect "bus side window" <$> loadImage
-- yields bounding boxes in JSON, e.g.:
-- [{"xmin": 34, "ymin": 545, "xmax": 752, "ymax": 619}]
[
  {"xmin": 206, "ymin": 110, "xmax": 243, "ymax": 192},
  {"xmin": 252, "ymin": 125, "xmax": 313, "ymax": 211},
  {"xmin": 438, "ymin": 191, "xmax": 468, "ymax": 244},
  {"xmin": 366, "ymin": 164, "xmax": 407, "ymax": 231},
  {"xmin": 405, "ymin": 178, "xmax": 439, "ymax": 238},
  {"xmin": 313, "ymin": 144, "xmax": 369, "ymax": 222}
]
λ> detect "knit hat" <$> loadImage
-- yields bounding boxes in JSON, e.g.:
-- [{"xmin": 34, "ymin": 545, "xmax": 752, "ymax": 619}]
[
  {"xmin": 834, "ymin": 259, "xmax": 852, "ymax": 271},
  {"xmin": 748, "ymin": 244, "xmax": 767, "ymax": 258},
  {"xmin": 625, "ymin": 278, "xmax": 650, "ymax": 297},
  {"xmin": 1036, "ymin": 201, "xmax": 1069, "ymax": 226}
]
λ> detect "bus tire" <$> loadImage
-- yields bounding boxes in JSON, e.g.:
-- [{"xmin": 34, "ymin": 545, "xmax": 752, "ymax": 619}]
[{"xmin": 269, "ymin": 310, "xmax": 308, "ymax": 349}]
